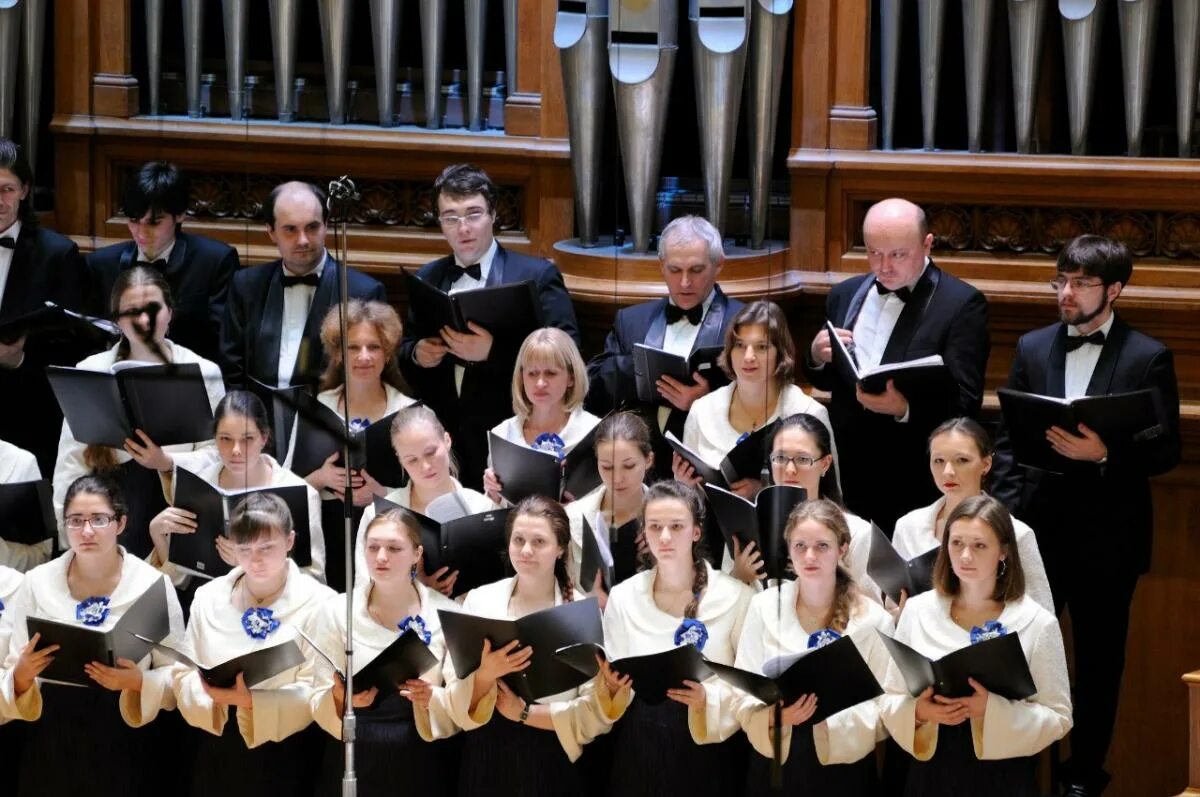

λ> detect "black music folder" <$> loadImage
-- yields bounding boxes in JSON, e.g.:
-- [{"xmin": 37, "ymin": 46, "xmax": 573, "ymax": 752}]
[
  {"xmin": 374, "ymin": 496, "xmax": 510, "ymax": 597},
  {"xmin": 706, "ymin": 636, "xmax": 883, "ymax": 723},
  {"xmin": 171, "ymin": 468, "xmax": 312, "ymax": 577},
  {"xmin": 46, "ymin": 362, "xmax": 215, "ymax": 449},
  {"xmin": 489, "ymin": 433, "xmax": 562, "ymax": 504},
  {"xmin": 288, "ymin": 389, "xmax": 408, "ymax": 488},
  {"xmin": 0, "ymin": 478, "xmax": 56, "ymax": 545},
  {"xmin": 0, "ymin": 301, "xmax": 119, "ymax": 345},
  {"xmin": 138, "ymin": 636, "xmax": 305, "ymax": 688},
  {"xmin": 878, "ymin": 632, "xmax": 1037, "ymax": 701},
  {"xmin": 826, "ymin": 320, "xmax": 950, "ymax": 397},
  {"xmin": 562, "ymin": 423, "xmax": 602, "ymax": 499},
  {"xmin": 405, "ymin": 273, "xmax": 543, "ymax": 339},
  {"xmin": 579, "ymin": 515, "xmax": 614, "ymax": 593},
  {"xmin": 997, "ymin": 387, "xmax": 1163, "ymax": 474},
  {"xmin": 300, "ymin": 627, "xmax": 438, "ymax": 695},
  {"xmin": 664, "ymin": 422, "xmax": 778, "ymax": 488},
  {"xmin": 704, "ymin": 483, "xmax": 807, "ymax": 581},
  {"xmin": 632, "ymin": 344, "xmax": 724, "ymax": 405},
  {"xmin": 245, "ymin": 377, "xmax": 310, "ymax": 462},
  {"xmin": 28, "ymin": 579, "xmax": 171, "ymax": 688},
  {"xmin": 556, "ymin": 642, "xmax": 712, "ymax": 705},
  {"xmin": 866, "ymin": 523, "xmax": 939, "ymax": 605},
  {"xmin": 439, "ymin": 598, "xmax": 604, "ymax": 702}
]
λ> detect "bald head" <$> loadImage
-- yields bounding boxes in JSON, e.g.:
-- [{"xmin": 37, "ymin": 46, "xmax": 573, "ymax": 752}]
[
  {"xmin": 265, "ymin": 181, "xmax": 328, "ymax": 274},
  {"xmin": 862, "ymin": 198, "xmax": 933, "ymax": 290}
]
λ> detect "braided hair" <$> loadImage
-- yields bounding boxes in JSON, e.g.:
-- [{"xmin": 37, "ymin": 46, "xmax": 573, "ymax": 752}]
[
  {"xmin": 506, "ymin": 495, "xmax": 575, "ymax": 602},
  {"xmin": 641, "ymin": 480, "xmax": 709, "ymax": 620}
]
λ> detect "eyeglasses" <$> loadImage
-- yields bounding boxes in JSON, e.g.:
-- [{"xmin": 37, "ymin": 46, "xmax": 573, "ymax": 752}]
[
  {"xmin": 65, "ymin": 513, "xmax": 116, "ymax": 530},
  {"xmin": 438, "ymin": 210, "xmax": 490, "ymax": 228},
  {"xmin": 1049, "ymin": 277, "xmax": 1104, "ymax": 292},
  {"xmin": 769, "ymin": 453, "xmax": 821, "ymax": 469}
]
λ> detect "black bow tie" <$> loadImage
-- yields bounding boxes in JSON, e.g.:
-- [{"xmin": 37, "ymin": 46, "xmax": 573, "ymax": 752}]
[
  {"xmin": 665, "ymin": 302, "xmax": 704, "ymax": 326},
  {"xmin": 1065, "ymin": 330, "xmax": 1106, "ymax": 352},
  {"xmin": 875, "ymin": 281, "xmax": 912, "ymax": 302},
  {"xmin": 0, "ymin": 236, "xmax": 14, "ymax": 249},
  {"xmin": 137, "ymin": 259, "xmax": 167, "ymax": 269},
  {"xmin": 456, "ymin": 263, "xmax": 482, "ymax": 282},
  {"xmin": 281, "ymin": 272, "xmax": 321, "ymax": 288}
]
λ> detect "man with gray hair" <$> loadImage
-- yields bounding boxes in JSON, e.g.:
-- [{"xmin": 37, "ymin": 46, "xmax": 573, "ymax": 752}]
[{"xmin": 586, "ymin": 215, "xmax": 743, "ymax": 475}]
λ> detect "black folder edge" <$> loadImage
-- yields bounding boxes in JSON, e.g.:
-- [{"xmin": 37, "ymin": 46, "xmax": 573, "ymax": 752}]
[
  {"xmin": 579, "ymin": 515, "xmax": 613, "ymax": 593},
  {"xmin": 0, "ymin": 478, "xmax": 57, "ymax": 545},
  {"xmin": 489, "ymin": 431, "xmax": 562, "ymax": 503},
  {"xmin": 554, "ymin": 641, "xmax": 713, "ymax": 704},
  {"xmin": 136, "ymin": 635, "xmax": 305, "ymax": 689},
  {"xmin": 662, "ymin": 432, "xmax": 726, "ymax": 487},
  {"xmin": 297, "ymin": 627, "xmax": 438, "ymax": 694},
  {"xmin": 877, "ymin": 631, "xmax": 1037, "ymax": 702}
]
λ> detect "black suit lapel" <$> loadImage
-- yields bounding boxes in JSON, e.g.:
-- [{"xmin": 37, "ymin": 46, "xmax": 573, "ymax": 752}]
[
  {"xmin": 881, "ymin": 265, "xmax": 940, "ymax": 364},
  {"xmin": 485, "ymin": 244, "xmax": 506, "ymax": 287},
  {"xmin": 644, "ymin": 300, "xmax": 670, "ymax": 348},
  {"xmin": 118, "ymin": 242, "xmax": 137, "ymax": 272},
  {"xmin": 434, "ymin": 258, "xmax": 457, "ymax": 292},
  {"xmin": 166, "ymin": 233, "xmax": 189, "ymax": 276},
  {"xmin": 692, "ymin": 287, "xmax": 729, "ymax": 353},
  {"xmin": 292, "ymin": 255, "xmax": 339, "ymax": 383},
  {"xmin": 0, "ymin": 228, "xmax": 35, "ymax": 319},
  {"xmin": 841, "ymin": 276, "xmax": 875, "ymax": 329},
  {"xmin": 1085, "ymin": 316, "xmax": 1128, "ymax": 397},
  {"xmin": 259, "ymin": 265, "xmax": 286, "ymax": 385},
  {"xmin": 1047, "ymin": 325, "xmax": 1068, "ymax": 398}
]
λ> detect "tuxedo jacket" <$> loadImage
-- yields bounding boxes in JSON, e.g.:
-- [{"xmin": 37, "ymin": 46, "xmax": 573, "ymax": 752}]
[
  {"xmin": 219, "ymin": 256, "xmax": 386, "ymax": 389},
  {"xmin": 396, "ymin": 245, "xmax": 579, "ymax": 486},
  {"xmin": 0, "ymin": 225, "xmax": 99, "ymax": 474},
  {"xmin": 585, "ymin": 285, "xmax": 743, "ymax": 431},
  {"xmin": 991, "ymin": 315, "xmax": 1180, "ymax": 575},
  {"xmin": 88, "ymin": 230, "xmax": 239, "ymax": 364},
  {"xmin": 804, "ymin": 262, "xmax": 990, "ymax": 530}
]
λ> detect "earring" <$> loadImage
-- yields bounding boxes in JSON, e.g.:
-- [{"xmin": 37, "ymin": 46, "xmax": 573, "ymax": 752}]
[
  {"xmin": 998, "ymin": 559, "xmax": 1008, "ymax": 578},
  {"xmin": 410, "ymin": 565, "xmax": 418, "ymax": 583}
]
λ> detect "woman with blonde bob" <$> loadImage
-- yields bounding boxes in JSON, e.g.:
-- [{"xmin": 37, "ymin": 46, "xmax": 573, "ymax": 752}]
[
  {"xmin": 880, "ymin": 495, "xmax": 1072, "ymax": 796},
  {"xmin": 484, "ymin": 327, "xmax": 600, "ymax": 503}
]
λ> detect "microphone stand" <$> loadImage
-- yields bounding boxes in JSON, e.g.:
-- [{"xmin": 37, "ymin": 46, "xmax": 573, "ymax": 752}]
[{"xmin": 326, "ymin": 175, "xmax": 360, "ymax": 797}]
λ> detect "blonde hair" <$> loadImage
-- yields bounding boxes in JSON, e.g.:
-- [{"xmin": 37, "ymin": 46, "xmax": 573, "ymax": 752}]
[
  {"xmin": 510, "ymin": 327, "xmax": 589, "ymax": 420},
  {"xmin": 318, "ymin": 300, "xmax": 407, "ymax": 392},
  {"xmin": 785, "ymin": 499, "xmax": 859, "ymax": 633}
]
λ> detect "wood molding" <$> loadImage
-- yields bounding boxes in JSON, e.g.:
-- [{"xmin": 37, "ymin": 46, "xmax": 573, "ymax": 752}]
[{"xmin": 90, "ymin": 74, "xmax": 140, "ymax": 119}]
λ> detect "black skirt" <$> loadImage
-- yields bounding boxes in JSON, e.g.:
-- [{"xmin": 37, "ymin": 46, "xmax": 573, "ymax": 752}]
[
  {"xmin": 189, "ymin": 707, "xmax": 324, "ymax": 797},
  {"xmin": 607, "ymin": 698, "xmax": 750, "ymax": 797},
  {"xmin": 903, "ymin": 722, "xmax": 1038, "ymax": 797},
  {"xmin": 15, "ymin": 683, "xmax": 171, "ymax": 797},
  {"xmin": 743, "ymin": 723, "xmax": 878, "ymax": 796},
  {"xmin": 456, "ymin": 712, "xmax": 581, "ymax": 797},
  {"xmin": 314, "ymin": 692, "xmax": 457, "ymax": 797}
]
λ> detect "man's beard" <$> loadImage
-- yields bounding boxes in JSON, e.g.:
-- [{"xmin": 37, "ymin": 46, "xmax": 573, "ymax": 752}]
[{"xmin": 1060, "ymin": 289, "xmax": 1109, "ymax": 327}]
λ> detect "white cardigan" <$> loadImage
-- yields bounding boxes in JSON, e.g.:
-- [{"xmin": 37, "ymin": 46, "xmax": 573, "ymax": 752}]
[
  {"xmin": 51, "ymin": 341, "xmax": 226, "ymax": 547},
  {"xmin": 298, "ymin": 580, "xmax": 463, "ymax": 742},
  {"xmin": 891, "ymin": 497, "xmax": 1054, "ymax": 613},
  {"xmin": 441, "ymin": 576, "xmax": 627, "ymax": 762},
  {"xmin": 171, "ymin": 560, "xmax": 334, "ymax": 747},
  {"xmin": 0, "ymin": 549, "xmax": 186, "ymax": 727},
  {"xmin": 878, "ymin": 590, "xmax": 1072, "ymax": 762},
  {"xmin": 0, "ymin": 440, "xmax": 51, "ymax": 571},
  {"xmin": 602, "ymin": 563, "xmax": 753, "ymax": 745},
  {"xmin": 729, "ymin": 582, "xmax": 894, "ymax": 765}
]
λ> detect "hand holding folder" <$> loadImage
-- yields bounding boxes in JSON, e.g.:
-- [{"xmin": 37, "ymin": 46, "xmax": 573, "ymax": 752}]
[
  {"xmin": 405, "ymin": 274, "xmax": 543, "ymax": 340},
  {"xmin": 878, "ymin": 631, "xmax": 1036, "ymax": 701},
  {"xmin": 632, "ymin": 344, "xmax": 724, "ymax": 405},
  {"xmin": 664, "ymin": 422, "xmax": 778, "ymax": 489},
  {"xmin": 703, "ymin": 483, "xmax": 808, "ymax": 582},
  {"xmin": 555, "ymin": 642, "xmax": 711, "ymax": 705},
  {"xmin": 825, "ymin": 320, "xmax": 949, "ymax": 397},
  {"xmin": 299, "ymin": 627, "xmax": 437, "ymax": 697},
  {"xmin": 866, "ymin": 523, "xmax": 938, "ymax": 605},
  {"xmin": 137, "ymin": 635, "xmax": 305, "ymax": 689}
]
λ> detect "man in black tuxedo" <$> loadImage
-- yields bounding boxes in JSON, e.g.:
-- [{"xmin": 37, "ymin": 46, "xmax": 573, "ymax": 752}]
[
  {"xmin": 585, "ymin": 214, "xmax": 743, "ymax": 477},
  {"xmin": 992, "ymin": 236, "xmax": 1181, "ymax": 797},
  {"xmin": 804, "ymin": 197, "xmax": 990, "ymax": 531},
  {"xmin": 88, "ymin": 161, "xmax": 238, "ymax": 364},
  {"xmin": 397, "ymin": 163, "xmax": 579, "ymax": 489},
  {"xmin": 0, "ymin": 138, "xmax": 99, "ymax": 474},
  {"xmin": 220, "ymin": 181, "xmax": 385, "ymax": 452}
]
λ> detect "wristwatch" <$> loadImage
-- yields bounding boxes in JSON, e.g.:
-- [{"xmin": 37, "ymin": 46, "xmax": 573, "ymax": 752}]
[{"xmin": 518, "ymin": 699, "xmax": 531, "ymax": 724}]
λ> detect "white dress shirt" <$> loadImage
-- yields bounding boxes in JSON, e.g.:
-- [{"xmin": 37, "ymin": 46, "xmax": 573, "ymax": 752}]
[
  {"xmin": 1064, "ymin": 312, "xmax": 1115, "ymax": 399},
  {"xmin": 448, "ymin": 238, "xmax": 499, "ymax": 396},
  {"xmin": 851, "ymin": 259, "xmax": 930, "ymax": 371},
  {"xmin": 137, "ymin": 239, "xmax": 176, "ymax": 265},
  {"xmin": 0, "ymin": 220, "xmax": 21, "ymax": 305},
  {"xmin": 657, "ymin": 289, "xmax": 718, "ymax": 431},
  {"xmin": 276, "ymin": 251, "xmax": 327, "ymax": 387}
]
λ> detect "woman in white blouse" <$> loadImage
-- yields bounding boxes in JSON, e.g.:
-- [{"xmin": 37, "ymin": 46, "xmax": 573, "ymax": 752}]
[
  {"xmin": 892, "ymin": 418, "xmax": 1053, "ymax": 613},
  {"xmin": 303, "ymin": 507, "xmax": 462, "ymax": 795},
  {"xmin": 0, "ymin": 475, "xmax": 186, "ymax": 797},
  {"xmin": 602, "ymin": 480, "xmax": 754, "ymax": 797},
  {"xmin": 445, "ymin": 496, "xmax": 629, "ymax": 796},
  {"xmin": 727, "ymin": 499, "xmax": 893, "ymax": 794},
  {"xmin": 484, "ymin": 327, "xmax": 601, "ymax": 503},
  {"xmin": 676, "ymin": 300, "xmax": 835, "ymax": 498},
  {"xmin": 146, "ymin": 390, "xmax": 324, "ymax": 589},
  {"xmin": 879, "ymin": 495, "xmax": 1072, "ymax": 795},
  {"xmin": 172, "ymin": 492, "xmax": 334, "ymax": 797},
  {"xmin": 288, "ymin": 300, "xmax": 417, "ymax": 593},
  {"xmin": 0, "ymin": 439, "xmax": 51, "ymax": 571},
  {"xmin": 565, "ymin": 411, "xmax": 654, "ymax": 601},
  {"xmin": 353, "ymin": 404, "xmax": 496, "ymax": 593},
  {"xmin": 52, "ymin": 266, "xmax": 225, "ymax": 559}
]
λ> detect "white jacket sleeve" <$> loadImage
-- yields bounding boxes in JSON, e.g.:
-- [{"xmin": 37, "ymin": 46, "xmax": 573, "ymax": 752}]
[
  {"xmin": 119, "ymin": 577, "xmax": 187, "ymax": 727},
  {"xmin": 0, "ymin": 581, "xmax": 43, "ymax": 722},
  {"xmin": 0, "ymin": 539, "xmax": 52, "ymax": 572},
  {"xmin": 547, "ymin": 675, "xmax": 629, "ymax": 762},
  {"xmin": 1016, "ymin": 530, "xmax": 1054, "ymax": 614},
  {"xmin": 970, "ymin": 617, "xmax": 1072, "ymax": 759},
  {"xmin": 302, "ymin": 485, "xmax": 326, "ymax": 585}
]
